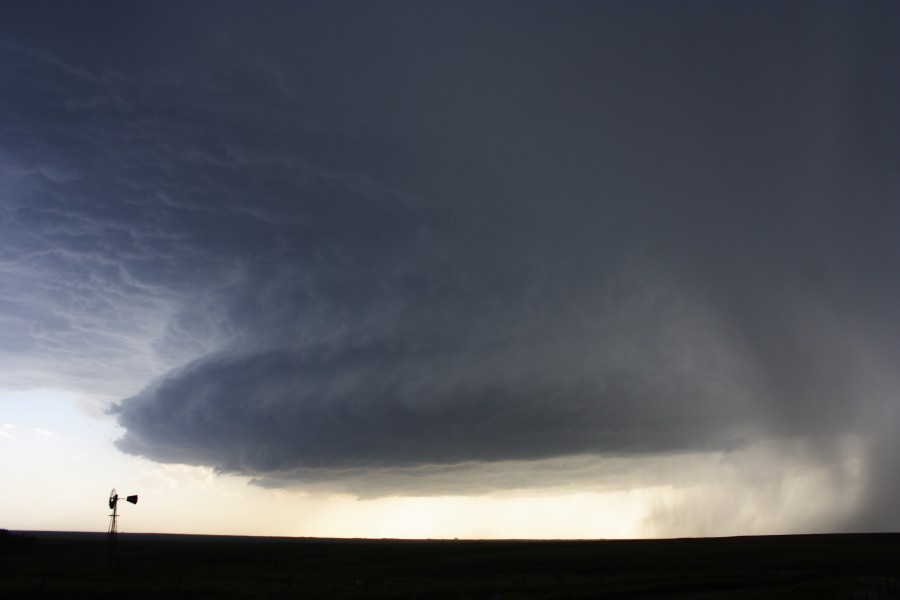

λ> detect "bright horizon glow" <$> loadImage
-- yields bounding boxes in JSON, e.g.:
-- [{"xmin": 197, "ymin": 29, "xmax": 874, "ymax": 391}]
[
  {"xmin": 1, "ymin": 389, "xmax": 866, "ymax": 540},
  {"xmin": 2, "ymin": 2, "xmax": 897, "ymax": 540}
]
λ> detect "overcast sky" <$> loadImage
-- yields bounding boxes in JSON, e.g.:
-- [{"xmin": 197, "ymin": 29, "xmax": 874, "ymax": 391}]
[{"xmin": 1, "ymin": 0, "xmax": 898, "ymax": 538}]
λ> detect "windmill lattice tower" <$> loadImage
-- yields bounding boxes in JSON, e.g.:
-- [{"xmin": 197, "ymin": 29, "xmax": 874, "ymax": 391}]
[{"xmin": 107, "ymin": 488, "xmax": 138, "ymax": 567}]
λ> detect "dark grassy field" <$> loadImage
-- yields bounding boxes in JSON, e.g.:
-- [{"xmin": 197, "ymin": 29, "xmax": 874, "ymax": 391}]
[{"xmin": 2, "ymin": 531, "xmax": 898, "ymax": 599}]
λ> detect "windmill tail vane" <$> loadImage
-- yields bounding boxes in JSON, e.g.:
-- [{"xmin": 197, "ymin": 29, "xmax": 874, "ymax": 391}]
[{"xmin": 109, "ymin": 492, "xmax": 139, "ymax": 509}]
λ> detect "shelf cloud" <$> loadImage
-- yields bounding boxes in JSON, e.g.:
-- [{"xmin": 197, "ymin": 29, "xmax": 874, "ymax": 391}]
[{"xmin": 2, "ymin": 2, "xmax": 898, "ymax": 530}]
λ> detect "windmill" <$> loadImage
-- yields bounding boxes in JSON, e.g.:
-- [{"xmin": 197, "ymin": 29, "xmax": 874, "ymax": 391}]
[{"xmin": 107, "ymin": 488, "xmax": 138, "ymax": 566}]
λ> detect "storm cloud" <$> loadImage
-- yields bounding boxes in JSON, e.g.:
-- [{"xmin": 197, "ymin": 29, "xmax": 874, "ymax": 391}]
[{"xmin": 2, "ymin": 1, "xmax": 898, "ymax": 528}]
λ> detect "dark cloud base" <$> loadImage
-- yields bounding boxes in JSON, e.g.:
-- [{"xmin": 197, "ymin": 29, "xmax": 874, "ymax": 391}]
[
  {"xmin": 112, "ymin": 339, "xmax": 753, "ymax": 473},
  {"xmin": 2, "ymin": 2, "xmax": 899, "ymax": 529}
]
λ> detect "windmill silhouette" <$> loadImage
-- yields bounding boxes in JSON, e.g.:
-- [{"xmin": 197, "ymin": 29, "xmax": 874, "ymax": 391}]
[{"xmin": 107, "ymin": 488, "xmax": 138, "ymax": 567}]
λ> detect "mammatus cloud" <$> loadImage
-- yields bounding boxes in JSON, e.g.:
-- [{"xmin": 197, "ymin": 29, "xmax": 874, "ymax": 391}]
[{"xmin": 2, "ymin": 2, "xmax": 899, "ymax": 530}]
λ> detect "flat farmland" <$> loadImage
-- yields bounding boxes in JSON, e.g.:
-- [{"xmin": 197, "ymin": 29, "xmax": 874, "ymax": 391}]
[{"xmin": 2, "ymin": 532, "xmax": 899, "ymax": 599}]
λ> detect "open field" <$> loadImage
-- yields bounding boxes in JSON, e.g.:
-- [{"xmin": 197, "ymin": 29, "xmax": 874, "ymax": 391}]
[{"xmin": 2, "ymin": 531, "xmax": 899, "ymax": 599}]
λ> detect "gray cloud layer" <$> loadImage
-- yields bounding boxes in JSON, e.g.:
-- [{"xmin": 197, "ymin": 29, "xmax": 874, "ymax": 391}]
[{"xmin": 2, "ymin": 2, "xmax": 898, "ymax": 528}]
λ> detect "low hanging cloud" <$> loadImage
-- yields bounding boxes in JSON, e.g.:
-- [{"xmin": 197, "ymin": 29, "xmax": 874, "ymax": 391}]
[
  {"xmin": 112, "ymin": 288, "xmax": 755, "ymax": 472},
  {"xmin": 109, "ymin": 248, "xmax": 892, "ymax": 493},
  {"xmin": 2, "ymin": 2, "xmax": 899, "ymax": 529}
]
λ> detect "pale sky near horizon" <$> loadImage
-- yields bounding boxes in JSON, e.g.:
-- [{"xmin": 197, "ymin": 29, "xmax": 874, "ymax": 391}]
[{"xmin": 1, "ymin": 1, "xmax": 898, "ymax": 538}]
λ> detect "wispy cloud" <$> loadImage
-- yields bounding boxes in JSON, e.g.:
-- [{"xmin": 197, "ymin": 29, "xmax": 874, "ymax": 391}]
[{"xmin": 32, "ymin": 427, "xmax": 60, "ymax": 440}]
